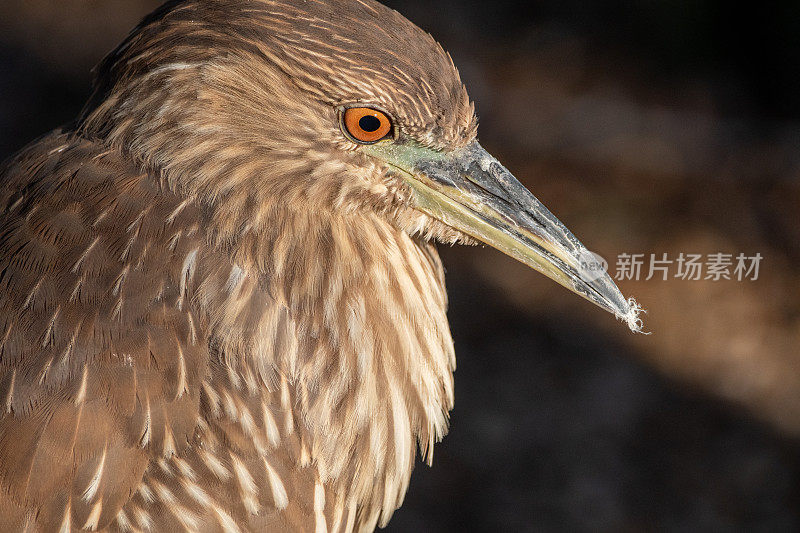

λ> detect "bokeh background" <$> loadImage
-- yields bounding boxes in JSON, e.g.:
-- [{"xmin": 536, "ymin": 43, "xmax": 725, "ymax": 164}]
[{"xmin": 1, "ymin": 0, "xmax": 799, "ymax": 530}]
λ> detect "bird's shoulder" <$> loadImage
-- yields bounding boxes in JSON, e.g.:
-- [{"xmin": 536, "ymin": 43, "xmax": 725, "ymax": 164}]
[{"xmin": 0, "ymin": 130, "xmax": 211, "ymax": 530}]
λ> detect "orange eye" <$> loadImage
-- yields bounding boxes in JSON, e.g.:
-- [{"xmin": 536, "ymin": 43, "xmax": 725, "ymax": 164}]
[{"xmin": 342, "ymin": 107, "xmax": 392, "ymax": 143}]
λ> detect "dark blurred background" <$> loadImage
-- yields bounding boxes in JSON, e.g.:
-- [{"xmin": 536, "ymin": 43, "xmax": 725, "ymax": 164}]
[{"xmin": 1, "ymin": 1, "xmax": 799, "ymax": 531}]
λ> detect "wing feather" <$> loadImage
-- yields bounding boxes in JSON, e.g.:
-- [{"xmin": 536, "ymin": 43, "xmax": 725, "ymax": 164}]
[{"xmin": 0, "ymin": 131, "xmax": 209, "ymax": 531}]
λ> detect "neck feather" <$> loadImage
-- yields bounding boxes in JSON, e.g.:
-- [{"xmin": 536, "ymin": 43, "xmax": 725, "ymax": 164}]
[{"xmin": 198, "ymin": 206, "xmax": 455, "ymax": 523}]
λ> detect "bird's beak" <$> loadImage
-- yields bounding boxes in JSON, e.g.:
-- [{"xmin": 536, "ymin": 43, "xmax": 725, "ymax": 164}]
[{"xmin": 363, "ymin": 140, "xmax": 644, "ymax": 332}]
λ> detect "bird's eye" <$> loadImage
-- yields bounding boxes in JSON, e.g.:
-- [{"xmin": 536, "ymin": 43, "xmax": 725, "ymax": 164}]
[{"xmin": 342, "ymin": 107, "xmax": 393, "ymax": 144}]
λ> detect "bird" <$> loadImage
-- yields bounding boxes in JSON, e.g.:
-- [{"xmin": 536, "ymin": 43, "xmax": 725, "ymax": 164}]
[{"xmin": 0, "ymin": 0, "xmax": 643, "ymax": 531}]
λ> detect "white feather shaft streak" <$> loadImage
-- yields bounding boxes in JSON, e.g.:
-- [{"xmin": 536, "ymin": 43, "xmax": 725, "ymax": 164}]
[
  {"xmin": 82, "ymin": 446, "xmax": 107, "ymax": 502},
  {"xmin": 263, "ymin": 459, "xmax": 289, "ymax": 510}
]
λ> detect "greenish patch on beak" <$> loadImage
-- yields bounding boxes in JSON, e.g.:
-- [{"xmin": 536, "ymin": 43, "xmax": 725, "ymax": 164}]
[{"xmin": 363, "ymin": 139, "xmax": 645, "ymax": 333}]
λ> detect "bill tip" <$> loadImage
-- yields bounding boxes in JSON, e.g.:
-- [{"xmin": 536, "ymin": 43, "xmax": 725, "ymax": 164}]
[{"xmin": 616, "ymin": 297, "xmax": 649, "ymax": 334}]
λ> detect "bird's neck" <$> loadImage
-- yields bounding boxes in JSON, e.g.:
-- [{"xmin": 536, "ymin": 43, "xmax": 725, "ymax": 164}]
[{"xmin": 203, "ymin": 205, "xmax": 455, "ymax": 521}]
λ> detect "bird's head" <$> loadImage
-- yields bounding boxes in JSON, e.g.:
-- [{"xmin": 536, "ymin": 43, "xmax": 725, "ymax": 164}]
[{"xmin": 80, "ymin": 0, "xmax": 643, "ymax": 331}]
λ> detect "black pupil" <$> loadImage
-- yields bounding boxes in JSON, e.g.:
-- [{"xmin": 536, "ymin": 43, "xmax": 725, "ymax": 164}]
[{"xmin": 359, "ymin": 115, "xmax": 382, "ymax": 133}]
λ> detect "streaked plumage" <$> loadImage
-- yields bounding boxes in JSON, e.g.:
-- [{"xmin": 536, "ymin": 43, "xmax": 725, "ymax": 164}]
[{"xmin": 0, "ymin": 0, "xmax": 640, "ymax": 531}]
